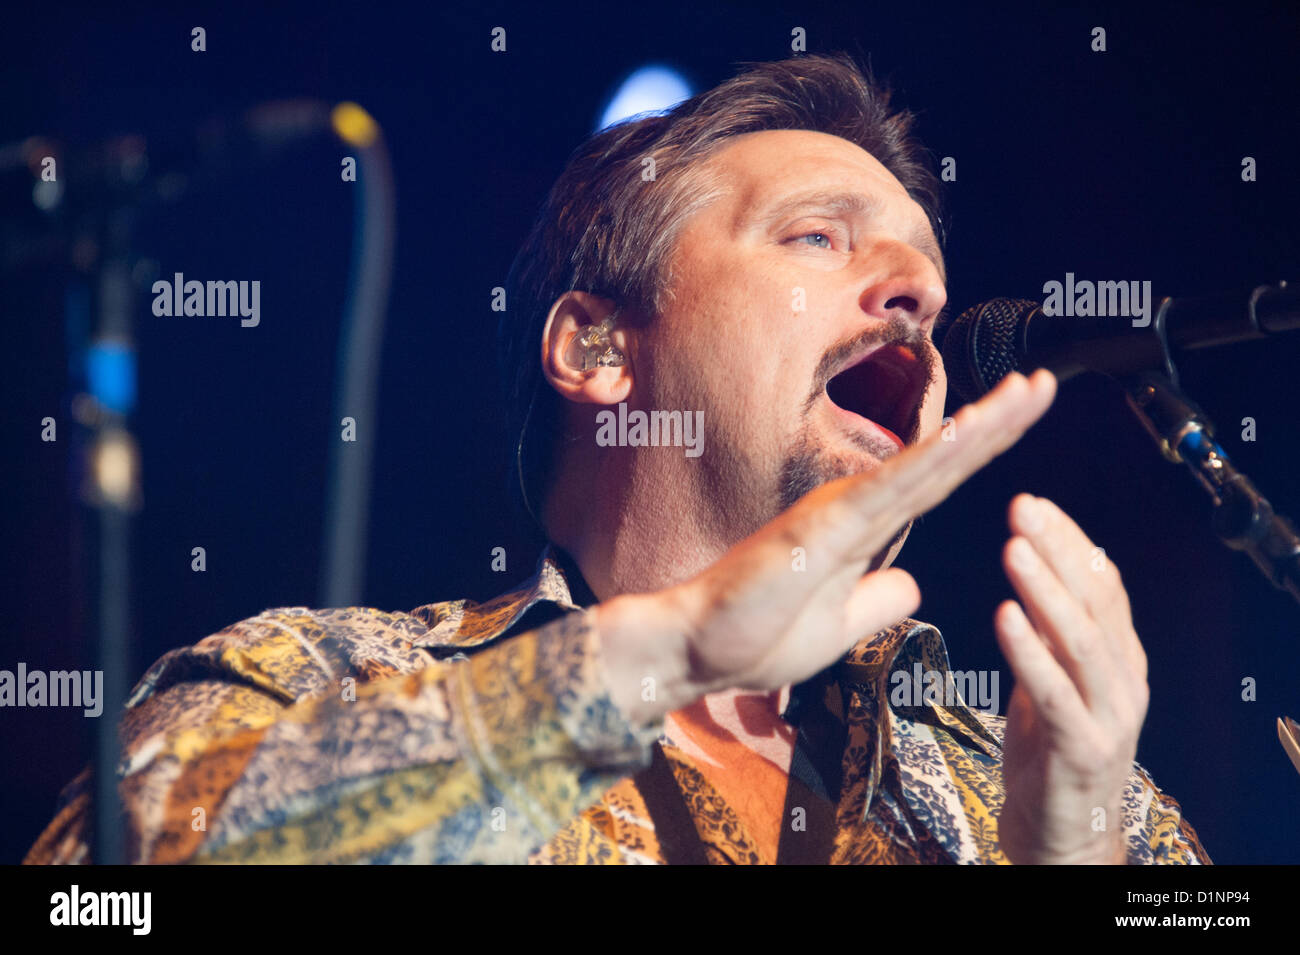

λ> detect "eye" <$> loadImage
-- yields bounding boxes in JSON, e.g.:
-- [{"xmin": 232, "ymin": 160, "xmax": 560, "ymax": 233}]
[
  {"xmin": 781, "ymin": 221, "xmax": 848, "ymax": 253},
  {"xmin": 789, "ymin": 231, "xmax": 834, "ymax": 250}
]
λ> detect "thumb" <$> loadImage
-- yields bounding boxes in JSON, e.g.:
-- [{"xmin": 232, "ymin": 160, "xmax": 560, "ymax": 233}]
[{"xmin": 841, "ymin": 568, "xmax": 921, "ymax": 652}]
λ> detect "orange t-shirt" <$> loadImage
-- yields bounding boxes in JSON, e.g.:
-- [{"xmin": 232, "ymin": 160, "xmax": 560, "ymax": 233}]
[{"xmin": 664, "ymin": 691, "xmax": 797, "ymax": 861}]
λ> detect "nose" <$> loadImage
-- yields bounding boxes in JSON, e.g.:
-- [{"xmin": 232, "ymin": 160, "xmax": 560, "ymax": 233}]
[{"xmin": 856, "ymin": 240, "xmax": 948, "ymax": 336}]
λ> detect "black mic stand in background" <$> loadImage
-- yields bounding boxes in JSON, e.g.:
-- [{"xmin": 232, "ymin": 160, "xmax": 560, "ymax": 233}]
[
  {"xmin": 1115, "ymin": 283, "xmax": 1300, "ymax": 776},
  {"xmin": 6, "ymin": 99, "xmax": 395, "ymax": 863},
  {"xmin": 61, "ymin": 140, "xmax": 151, "ymax": 868},
  {"xmin": 86, "ymin": 229, "xmax": 137, "ymax": 869},
  {"xmin": 1124, "ymin": 369, "xmax": 1300, "ymax": 606}
]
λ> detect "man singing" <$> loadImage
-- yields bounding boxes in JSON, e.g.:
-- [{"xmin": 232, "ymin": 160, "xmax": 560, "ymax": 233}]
[{"xmin": 28, "ymin": 53, "xmax": 1208, "ymax": 865}]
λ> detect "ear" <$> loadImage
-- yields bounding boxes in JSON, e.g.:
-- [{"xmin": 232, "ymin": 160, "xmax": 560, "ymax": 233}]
[{"xmin": 541, "ymin": 291, "xmax": 634, "ymax": 406}]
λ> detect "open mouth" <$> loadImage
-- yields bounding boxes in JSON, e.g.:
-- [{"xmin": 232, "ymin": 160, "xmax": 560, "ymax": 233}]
[{"xmin": 824, "ymin": 343, "xmax": 929, "ymax": 448}]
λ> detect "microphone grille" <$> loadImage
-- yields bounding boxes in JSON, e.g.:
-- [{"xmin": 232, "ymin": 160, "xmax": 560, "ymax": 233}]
[{"xmin": 938, "ymin": 298, "xmax": 1037, "ymax": 400}]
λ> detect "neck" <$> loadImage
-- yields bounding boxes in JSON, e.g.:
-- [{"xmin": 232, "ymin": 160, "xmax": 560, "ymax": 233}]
[
  {"xmin": 543, "ymin": 446, "xmax": 735, "ymax": 601},
  {"xmin": 664, "ymin": 686, "xmax": 796, "ymax": 773},
  {"xmin": 543, "ymin": 431, "xmax": 805, "ymax": 746}
]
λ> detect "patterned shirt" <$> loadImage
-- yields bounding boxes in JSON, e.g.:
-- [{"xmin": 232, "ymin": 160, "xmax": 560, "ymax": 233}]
[{"xmin": 25, "ymin": 547, "xmax": 1210, "ymax": 865}]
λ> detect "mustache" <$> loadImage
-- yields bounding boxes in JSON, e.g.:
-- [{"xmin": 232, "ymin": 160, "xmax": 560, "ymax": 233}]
[{"xmin": 804, "ymin": 315, "xmax": 938, "ymax": 410}]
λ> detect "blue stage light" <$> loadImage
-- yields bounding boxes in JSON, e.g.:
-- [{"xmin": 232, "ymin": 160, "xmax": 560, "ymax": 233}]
[
  {"xmin": 87, "ymin": 341, "xmax": 136, "ymax": 415},
  {"xmin": 597, "ymin": 65, "xmax": 692, "ymax": 131}
]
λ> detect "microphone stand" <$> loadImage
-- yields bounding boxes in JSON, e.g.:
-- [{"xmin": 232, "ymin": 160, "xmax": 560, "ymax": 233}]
[
  {"xmin": 12, "ymin": 101, "xmax": 394, "ymax": 862},
  {"xmin": 1119, "ymin": 365, "xmax": 1300, "ymax": 777},
  {"xmin": 1122, "ymin": 370, "xmax": 1300, "ymax": 605}
]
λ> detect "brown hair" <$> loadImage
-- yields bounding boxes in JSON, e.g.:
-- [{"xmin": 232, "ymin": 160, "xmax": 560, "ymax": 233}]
[{"xmin": 499, "ymin": 53, "xmax": 945, "ymax": 529}]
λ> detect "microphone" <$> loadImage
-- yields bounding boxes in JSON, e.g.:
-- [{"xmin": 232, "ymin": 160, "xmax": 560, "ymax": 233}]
[{"xmin": 937, "ymin": 283, "xmax": 1300, "ymax": 400}]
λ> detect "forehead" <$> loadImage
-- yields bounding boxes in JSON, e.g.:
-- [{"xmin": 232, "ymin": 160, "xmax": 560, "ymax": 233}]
[{"xmin": 695, "ymin": 129, "xmax": 943, "ymax": 278}]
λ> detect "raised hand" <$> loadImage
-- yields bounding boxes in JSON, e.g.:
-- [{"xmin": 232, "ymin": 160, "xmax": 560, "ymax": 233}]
[
  {"xmin": 598, "ymin": 369, "xmax": 1060, "ymax": 723},
  {"xmin": 994, "ymin": 493, "xmax": 1149, "ymax": 864}
]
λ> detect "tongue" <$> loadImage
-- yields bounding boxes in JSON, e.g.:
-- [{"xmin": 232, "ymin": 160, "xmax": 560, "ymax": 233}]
[{"xmin": 873, "ymin": 421, "xmax": 904, "ymax": 447}]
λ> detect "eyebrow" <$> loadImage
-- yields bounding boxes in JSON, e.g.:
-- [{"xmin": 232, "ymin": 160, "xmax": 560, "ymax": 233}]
[{"xmin": 749, "ymin": 188, "xmax": 947, "ymax": 284}]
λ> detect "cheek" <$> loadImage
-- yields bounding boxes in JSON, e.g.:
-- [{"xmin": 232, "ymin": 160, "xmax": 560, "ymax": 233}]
[
  {"xmin": 644, "ymin": 333, "xmax": 795, "ymax": 470},
  {"xmin": 655, "ymin": 270, "xmax": 802, "ymax": 408},
  {"xmin": 652, "ymin": 233, "xmax": 825, "ymax": 447}
]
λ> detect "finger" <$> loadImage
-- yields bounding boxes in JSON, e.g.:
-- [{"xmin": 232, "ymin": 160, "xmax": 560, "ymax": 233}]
[
  {"xmin": 1002, "ymin": 535, "xmax": 1120, "ymax": 712},
  {"xmin": 812, "ymin": 369, "xmax": 1059, "ymax": 563},
  {"xmin": 1007, "ymin": 495, "xmax": 1146, "ymax": 682},
  {"xmin": 842, "ymin": 567, "xmax": 921, "ymax": 645},
  {"xmin": 994, "ymin": 599, "xmax": 1097, "ymax": 743}
]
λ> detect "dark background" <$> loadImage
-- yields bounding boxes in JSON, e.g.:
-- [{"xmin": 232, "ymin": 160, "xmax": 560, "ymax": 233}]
[{"xmin": 3, "ymin": 0, "xmax": 1298, "ymax": 864}]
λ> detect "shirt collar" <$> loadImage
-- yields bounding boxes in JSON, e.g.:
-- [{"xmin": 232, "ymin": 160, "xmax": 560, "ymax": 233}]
[
  {"xmin": 836, "ymin": 620, "xmax": 1003, "ymax": 759},
  {"xmin": 407, "ymin": 545, "xmax": 1001, "ymax": 760},
  {"xmin": 407, "ymin": 544, "xmax": 585, "ymax": 653}
]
